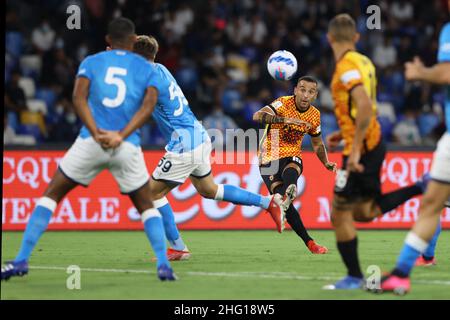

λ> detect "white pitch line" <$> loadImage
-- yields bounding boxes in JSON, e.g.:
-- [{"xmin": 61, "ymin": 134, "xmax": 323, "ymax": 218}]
[{"xmin": 28, "ymin": 266, "xmax": 450, "ymax": 286}]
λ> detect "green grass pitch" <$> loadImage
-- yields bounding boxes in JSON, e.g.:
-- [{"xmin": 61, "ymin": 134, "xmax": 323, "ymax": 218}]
[{"xmin": 1, "ymin": 230, "xmax": 449, "ymax": 300}]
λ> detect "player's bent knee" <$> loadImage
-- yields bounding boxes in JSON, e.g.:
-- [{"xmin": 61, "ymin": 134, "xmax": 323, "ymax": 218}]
[
  {"xmin": 353, "ymin": 212, "xmax": 375, "ymax": 222},
  {"xmin": 198, "ymin": 186, "xmax": 217, "ymax": 199},
  {"xmin": 420, "ymin": 194, "xmax": 444, "ymax": 215}
]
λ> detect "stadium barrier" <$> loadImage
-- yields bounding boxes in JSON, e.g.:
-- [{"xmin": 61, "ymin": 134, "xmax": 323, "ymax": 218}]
[{"xmin": 3, "ymin": 150, "xmax": 449, "ymax": 230}]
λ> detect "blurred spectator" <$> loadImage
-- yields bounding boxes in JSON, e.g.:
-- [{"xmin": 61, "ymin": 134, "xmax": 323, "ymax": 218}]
[
  {"xmin": 31, "ymin": 18, "xmax": 56, "ymax": 53},
  {"xmin": 392, "ymin": 110, "xmax": 422, "ymax": 146},
  {"xmin": 373, "ymin": 36, "xmax": 397, "ymax": 69},
  {"xmin": 4, "ymin": 114, "xmax": 36, "ymax": 146},
  {"xmin": 4, "ymin": 0, "xmax": 448, "ymax": 147},
  {"xmin": 6, "ymin": 71, "xmax": 28, "ymax": 114},
  {"xmin": 203, "ymin": 104, "xmax": 239, "ymax": 148}
]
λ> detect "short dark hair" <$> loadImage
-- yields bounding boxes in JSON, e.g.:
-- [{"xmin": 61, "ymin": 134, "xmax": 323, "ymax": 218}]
[
  {"xmin": 297, "ymin": 76, "xmax": 318, "ymax": 86},
  {"xmin": 134, "ymin": 35, "xmax": 159, "ymax": 60},
  {"xmin": 107, "ymin": 17, "xmax": 135, "ymax": 43}
]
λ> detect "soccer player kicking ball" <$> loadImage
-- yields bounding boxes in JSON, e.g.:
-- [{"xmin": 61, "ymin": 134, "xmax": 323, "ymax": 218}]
[
  {"xmin": 253, "ymin": 76, "xmax": 337, "ymax": 254},
  {"xmin": 1, "ymin": 18, "xmax": 177, "ymax": 281},
  {"xmin": 323, "ymin": 14, "xmax": 431, "ymax": 290},
  {"xmin": 131, "ymin": 35, "xmax": 285, "ymax": 261},
  {"xmin": 377, "ymin": 18, "xmax": 450, "ymax": 295}
]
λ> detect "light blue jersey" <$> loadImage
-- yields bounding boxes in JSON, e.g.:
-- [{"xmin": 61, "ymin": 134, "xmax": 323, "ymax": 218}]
[
  {"xmin": 76, "ymin": 49, "xmax": 157, "ymax": 146},
  {"xmin": 150, "ymin": 63, "xmax": 208, "ymax": 153},
  {"xmin": 438, "ymin": 22, "xmax": 450, "ymax": 132}
]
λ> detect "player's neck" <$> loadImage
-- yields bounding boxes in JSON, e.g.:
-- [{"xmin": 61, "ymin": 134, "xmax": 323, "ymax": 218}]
[{"xmin": 332, "ymin": 43, "xmax": 355, "ymax": 62}]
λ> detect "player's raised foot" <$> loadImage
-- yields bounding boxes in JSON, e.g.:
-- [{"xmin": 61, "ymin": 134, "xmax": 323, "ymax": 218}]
[
  {"xmin": 377, "ymin": 274, "xmax": 410, "ymax": 295},
  {"xmin": 281, "ymin": 184, "xmax": 297, "ymax": 210},
  {"xmin": 322, "ymin": 275, "xmax": 364, "ymax": 290},
  {"xmin": 415, "ymin": 255, "xmax": 436, "ymax": 267},
  {"xmin": 266, "ymin": 194, "xmax": 286, "ymax": 233},
  {"xmin": 1, "ymin": 260, "xmax": 29, "ymax": 281},
  {"xmin": 306, "ymin": 240, "xmax": 328, "ymax": 254},
  {"xmin": 157, "ymin": 264, "xmax": 178, "ymax": 281},
  {"xmin": 167, "ymin": 248, "xmax": 191, "ymax": 261}
]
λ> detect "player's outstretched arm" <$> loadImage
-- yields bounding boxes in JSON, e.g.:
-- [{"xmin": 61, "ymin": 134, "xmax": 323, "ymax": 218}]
[
  {"xmin": 253, "ymin": 106, "xmax": 310, "ymax": 127},
  {"xmin": 72, "ymin": 77, "xmax": 99, "ymax": 141},
  {"xmin": 347, "ymin": 84, "xmax": 372, "ymax": 173},
  {"xmin": 405, "ymin": 57, "xmax": 450, "ymax": 84},
  {"xmin": 311, "ymin": 135, "xmax": 337, "ymax": 172}
]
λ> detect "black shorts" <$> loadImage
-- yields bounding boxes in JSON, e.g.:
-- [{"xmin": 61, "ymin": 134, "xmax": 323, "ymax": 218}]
[
  {"xmin": 334, "ymin": 141, "xmax": 386, "ymax": 200},
  {"xmin": 259, "ymin": 156, "xmax": 303, "ymax": 194}
]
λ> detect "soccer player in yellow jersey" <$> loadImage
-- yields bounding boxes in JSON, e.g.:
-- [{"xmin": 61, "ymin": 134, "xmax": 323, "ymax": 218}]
[
  {"xmin": 323, "ymin": 14, "xmax": 429, "ymax": 290},
  {"xmin": 253, "ymin": 76, "xmax": 337, "ymax": 254}
]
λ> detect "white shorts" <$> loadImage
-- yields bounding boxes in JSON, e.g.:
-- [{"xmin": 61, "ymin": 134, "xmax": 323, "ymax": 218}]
[
  {"xmin": 430, "ymin": 132, "xmax": 450, "ymax": 184},
  {"xmin": 59, "ymin": 137, "xmax": 150, "ymax": 194},
  {"xmin": 152, "ymin": 140, "xmax": 212, "ymax": 185}
]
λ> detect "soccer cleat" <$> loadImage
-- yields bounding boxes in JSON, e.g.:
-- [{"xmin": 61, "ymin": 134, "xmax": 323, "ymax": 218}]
[
  {"xmin": 157, "ymin": 264, "xmax": 178, "ymax": 281},
  {"xmin": 415, "ymin": 255, "xmax": 436, "ymax": 267},
  {"xmin": 307, "ymin": 240, "xmax": 329, "ymax": 254},
  {"xmin": 167, "ymin": 248, "xmax": 191, "ymax": 261},
  {"xmin": 322, "ymin": 275, "xmax": 364, "ymax": 290},
  {"xmin": 281, "ymin": 184, "xmax": 297, "ymax": 210},
  {"xmin": 378, "ymin": 274, "xmax": 410, "ymax": 295},
  {"xmin": 266, "ymin": 194, "xmax": 286, "ymax": 233},
  {"xmin": 1, "ymin": 260, "xmax": 29, "ymax": 281}
]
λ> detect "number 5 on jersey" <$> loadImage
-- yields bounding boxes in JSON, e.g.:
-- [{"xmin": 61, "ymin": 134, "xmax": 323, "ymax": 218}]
[
  {"xmin": 169, "ymin": 81, "xmax": 188, "ymax": 116},
  {"xmin": 103, "ymin": 67, "xmax": 127, "ymax": 108}
]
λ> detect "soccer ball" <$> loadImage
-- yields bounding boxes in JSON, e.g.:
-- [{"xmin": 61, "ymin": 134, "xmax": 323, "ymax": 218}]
[{"xmin": 267, "ymin": 50, "xmax": 298, "ymax": 81}]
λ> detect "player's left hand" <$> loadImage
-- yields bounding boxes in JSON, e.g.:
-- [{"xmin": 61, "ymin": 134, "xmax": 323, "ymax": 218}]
[
  {"xmin": 325, "ymin": 162, "xmax": 337, "ymax": 172},
  {"xmin": 404, "ymin": 56, "xmax": 425, "ymax": 81},
  {"xmin": 97, "ymin": 129, "xmax": 123, "ymax": 148},
  {"xmin": 346, "ymin": 150, "xmax": 364, "ymax": 173}
]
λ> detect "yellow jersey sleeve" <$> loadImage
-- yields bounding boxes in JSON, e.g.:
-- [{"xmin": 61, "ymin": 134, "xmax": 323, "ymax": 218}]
[{"xmin": 337, "ymin": 59, "xmax": 364, "ymax": 92}]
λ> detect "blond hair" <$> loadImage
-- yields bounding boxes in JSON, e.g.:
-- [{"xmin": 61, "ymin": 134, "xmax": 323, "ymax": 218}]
[
  {"xmin": 134, "ymin": 35, "xmax": 159, "ymax": 60},
  {"xmin": 328, "ymin": 14, "xmax": 357, "ymax": 42}
]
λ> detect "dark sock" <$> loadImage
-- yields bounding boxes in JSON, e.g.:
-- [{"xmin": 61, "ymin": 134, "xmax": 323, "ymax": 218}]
[
  {"xmin": 285, "ymin": 205, "xmax": 313, "ymax": 245},
  {"xmin": 281, "ymin": 166, "xmax": 299, "ymax": 191},
  {"xmin": 422, "ymin": 255, "xmax": 434, "ymax": 262},
  {"xmin": 337, "ymin": 237, "xmax": 363, "ymax": 278},
  {"xmin": 391, "ymin": 268, "xmax": 409, "ymax": 278},
  {"xmin": 376, "ymin": 185, "xmax": 422, "ymax": 214}
]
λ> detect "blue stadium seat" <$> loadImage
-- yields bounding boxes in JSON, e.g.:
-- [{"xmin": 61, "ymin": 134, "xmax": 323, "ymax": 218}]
[
  {"xmin": 174, "ymin": 66, "xmax": 198, "ymax": 93},
  {"xmin": 7, "ymin": 112, "xmax": 20, "ymax": 131},
  {"xmin": 35, "ymin": 88, "xmax": 57, "ymax": 111},
  {"xmin": 377, "ymin": 115, "xmax": 394, "ymax": 141},
  {"xmin": 17, "ymin": 124, "xmax": 43, "ymax": 142},
  {"xmin": 6, "ymin": 32, "xmax": 23, "ymax": 57},
  {"xmin": 418, "ymin": 113, "xmax": 440, "ymax": 136}
]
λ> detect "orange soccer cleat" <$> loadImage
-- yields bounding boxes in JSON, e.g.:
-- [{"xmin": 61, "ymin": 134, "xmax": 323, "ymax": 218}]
[
  {"xmin": 167, "ymin": 248, "xmax": 191, "ymax": 261},
  {"xmin": 266, "ymin": 194, "xmax": 286, "ymax": 233},
  {"xmin": 307, "ymin": 240, "xmax": 329, "ymax": 254},
  {"xmin": 415, "ymin": 256, "xmax": 436, "ymax": 267}
]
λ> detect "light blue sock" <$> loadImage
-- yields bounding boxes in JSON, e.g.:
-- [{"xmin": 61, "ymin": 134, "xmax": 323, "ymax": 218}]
[
  {"xmin": 15, "ymin": 197, "xmax": 56, "ymax": 262},
  {"xmin": 215, "ymin": 184, "xmax": 270, "ymax": 209},
  {"xmin": 423, "ymin": 219, "xmax": 441, "ymax": 259},
  {"xmin": 142, "ymin": 208, "xmax": 169, "ymax": 268},
  {"xmin": 154, "ymin": 197, "xmax": 186, "ymax": 251},
  {"xmin": 395, "ymin": 232, "xmax": 429, "ymax": 276}
]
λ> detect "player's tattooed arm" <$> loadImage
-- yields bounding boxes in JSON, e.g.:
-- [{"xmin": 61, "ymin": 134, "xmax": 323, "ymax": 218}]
[
  {"xmin": 253, "ymin": 106, "xmax": 306, "ymax": 126},
  {"xmin": 73, "ymin": 77, "xmax": 99, "ymax": 141},
  {"xmin": 311, "ymin": 136, "xmax": 337, "ymax": 172}
]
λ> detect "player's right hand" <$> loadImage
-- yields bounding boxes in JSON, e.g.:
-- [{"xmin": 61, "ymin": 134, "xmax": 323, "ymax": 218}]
[{"xmin": 326, "ymin": 131, "xmax": 342, "ymax": 150}]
